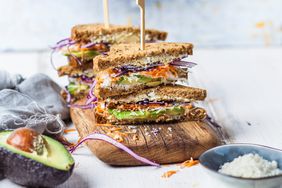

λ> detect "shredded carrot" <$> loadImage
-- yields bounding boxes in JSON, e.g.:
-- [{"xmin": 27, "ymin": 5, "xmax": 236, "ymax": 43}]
[
  {"xmin": 64, "ymin": 128, "xmax": 77, "ymax": 134},
  {"xmin": 95, "ymin": 123, "xmax": 113, "ymax": 127},
  {"xmin": 109, "ymin": 127, "xmax": 123, "ymax": 132},
  {"xmin": 161, "ymin": 158, "xmax": 199, "ymax": 179},
  {"xmin": 180, "ymin": 157, "xmax": 199, "ymax": 168},
  {"xmin": 142, "ymin": 65, "xmax": 178, "ymax": 78},
  {"xmin": 96, "ymin": 103, "xmax": 106, "ymax": 113},
  {"xmin": 161, "ymin": 170, "xmax": 179, "ymax": 178}
]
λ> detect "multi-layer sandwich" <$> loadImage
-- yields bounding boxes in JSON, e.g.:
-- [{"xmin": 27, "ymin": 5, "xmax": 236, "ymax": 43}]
[
  {"xmin": 91, "ymin": 43, "xmax": 207, "ymax": 124},
  {"xmin": 53, "ymin": 24, "xmax": 167, "ymax": 101}
]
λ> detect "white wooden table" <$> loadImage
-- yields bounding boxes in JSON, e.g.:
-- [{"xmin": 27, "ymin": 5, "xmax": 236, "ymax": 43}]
[{"xmin": 1, "ymin": 47, "xmax": 282, "ymax": 188}]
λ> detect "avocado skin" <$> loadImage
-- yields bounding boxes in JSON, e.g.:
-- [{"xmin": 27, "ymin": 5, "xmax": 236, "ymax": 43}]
[{"xmin": 0, "ymin": 147, "xmax": 74, "ymax": 187}]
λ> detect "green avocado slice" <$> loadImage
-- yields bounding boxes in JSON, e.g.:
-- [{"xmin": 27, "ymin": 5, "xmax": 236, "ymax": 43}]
[
  {"xmin": 108, "ymin": 106, "xmax": 185, "ymax": 120},
  {"xmin": 0, "ymin": 131, "xmax": 74, "ymax": 171},
  {"xmin": 67, "ymin": 82, "xmax": 89, "ymax": 95},
  {"xmin": 117, "ymin": 74, "xmax": 162, "ymax": 86},
  {"xmin": 63, "ymin": 50, "xmax": 99, "ymax": 60}
]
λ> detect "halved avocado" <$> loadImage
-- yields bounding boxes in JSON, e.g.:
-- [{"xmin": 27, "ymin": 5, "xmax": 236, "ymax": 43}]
[{"xmin": 0, "ymin": 130, "xmax": 75, "ymax": 187}]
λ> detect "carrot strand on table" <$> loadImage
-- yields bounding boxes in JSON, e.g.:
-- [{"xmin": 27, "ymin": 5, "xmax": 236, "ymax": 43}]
[
  {"xmin": 64, "ymin": 128, "xmax": 77, "ymax": 134},
  {"xmin": 161, "ymin": 170, "xmax": 179, "ymax": 178}
]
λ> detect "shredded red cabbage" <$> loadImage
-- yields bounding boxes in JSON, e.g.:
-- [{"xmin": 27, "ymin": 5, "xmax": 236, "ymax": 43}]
[
  {"xmin": 111, "ymin": 58, "xmax": 196, "ymax": 77},
  {"xmin": 85, "ymin": 80, "xmax": 97, "ymax": 105},
  {"xmin": 137, "ymin": 99, "xmax": 166, "ymax": 105},
  {"xmin": 70, "ymin": 74, "xmax": 95, "ymax": 83},
  {"xmin": 81, "ymin": 41, "xmax": 110, "ymax": 49},
  {"xmin": 57, "ymin": 38, "xmax": 71, "ymax": 44},
  {"xmin": 67, "ymin": 45, "xmax": 82, "ymax": 65},
  {"xmin": 64, "ymin": 87, "xmax": 71, "ymax": 104},
  {"xmin": 112, "ymin": 62, "xmax": 163, "ymax": 77},
  {"xmin": 51, "ymin": 38, "xmax": 76, "ymax": 50},
  {"xmin": 88, "ymin": 80, "xmax": 96, "ymax": 98},
  {"xmin": 68, "ymin": 103, "xmax": 96, "ymax": 109},
  {"xmin": 135, "ymin": 99, "xmax": 191, "ymax": 105},
  {"xmin": 169, "ymin": 59, "xmax": 197, "ymax": 68},
  {"xmin": 85, "ymin": 96, "xmax": 98, "ymax": 105},
  {"xmin": 69, "ymin": 132, "xmax": 160, "ymax": 167},
  {"xmin": 81, "ymin": 75, "xmax": 95, "ymax": 83},
  {"xmin": 63, "ymin": 86, "xmax": 96, "ymax": 109},
  {"xmin": 50, "ymin": 38, "xmax": 77, "ymax": 70}
]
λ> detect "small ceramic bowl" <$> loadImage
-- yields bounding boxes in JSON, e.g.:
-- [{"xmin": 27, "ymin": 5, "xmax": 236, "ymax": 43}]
[{"xmin": 199, "ymin": 144, "xmax": 282, "ymax": 188}]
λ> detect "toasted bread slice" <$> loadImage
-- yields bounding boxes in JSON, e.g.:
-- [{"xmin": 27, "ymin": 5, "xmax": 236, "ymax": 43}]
[
  {"xmin": 71, "ymin": 23, "xmax": 167, "ymax": 43},
  {"xmin": 108, "ymin": 85, "xmax": 207, "ymax": 105},
  {"xmin": 93, "ymin": 42, "xmax": 193, "ymax": 72}
]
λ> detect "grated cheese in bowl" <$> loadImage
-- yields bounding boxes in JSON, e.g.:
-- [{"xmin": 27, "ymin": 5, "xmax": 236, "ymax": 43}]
[{"xmin": 218, "ymin": 153, "xmax": 282, "ymax": 178}]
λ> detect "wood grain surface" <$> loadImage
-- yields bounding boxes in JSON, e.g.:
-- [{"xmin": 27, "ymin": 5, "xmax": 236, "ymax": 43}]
[{"xmin": 70, "ymin": 102, "xmax": 224, "ymax": 166}]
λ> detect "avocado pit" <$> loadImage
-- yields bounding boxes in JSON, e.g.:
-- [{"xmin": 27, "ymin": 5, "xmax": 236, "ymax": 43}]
[{"xmin": 7, "ymin": 128, "xmax": 47, "ymax": 155}]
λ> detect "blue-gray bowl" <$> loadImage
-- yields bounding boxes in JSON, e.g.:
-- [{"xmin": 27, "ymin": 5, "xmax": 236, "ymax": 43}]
[{"xmin": 199, "ymin": 144, "xmax": 282, "ymax": 188}]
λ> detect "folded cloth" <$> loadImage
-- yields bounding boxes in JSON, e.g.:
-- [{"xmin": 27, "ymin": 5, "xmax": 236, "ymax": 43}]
[
  {"xmin": 17, "ymin": 74, "xmax": 69, "ymax": 120},
  {"xmin": 0, "ymin": 71, "xmax": 69, "ymax": 135},
  {"xmin": 0, "ymin": 71, "xmax": 23, "ymax": 90}
]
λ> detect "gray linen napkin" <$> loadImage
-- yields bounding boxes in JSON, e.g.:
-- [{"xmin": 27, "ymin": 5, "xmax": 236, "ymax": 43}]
[{"xmin": 0, "ymin": 71, "xmax": 69, "ymax": 135}]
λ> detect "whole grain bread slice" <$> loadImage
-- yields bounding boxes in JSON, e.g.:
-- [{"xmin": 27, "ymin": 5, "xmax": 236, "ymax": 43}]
[
  {"xmin": 71, "ymin": 23, "xmax": 167, "ymax": 43},
  {"xmin": 93, "ymin": 42, "xmax": 193, "ymax": 72},
  {"xmin": 108, "ymin": 85, "xmax": 206, "ymax": 104}
]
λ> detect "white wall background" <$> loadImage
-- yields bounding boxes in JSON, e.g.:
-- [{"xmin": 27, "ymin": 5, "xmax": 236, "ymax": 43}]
[{"xmin": 0, "ymin": 0, "xmax": 282, "ymax": 51}]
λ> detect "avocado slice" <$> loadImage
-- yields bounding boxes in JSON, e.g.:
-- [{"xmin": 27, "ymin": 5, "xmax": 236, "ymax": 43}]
[
  {"xmin": 67, "ymin": 82, "xmax": 89, "ymax": 95},
  {"xmin": 63, "ymin": 50, "xmax": 99, "ymax": 60},
  {"xmin": 108, "ymin": 106, "xmax": 185, "ymax": 121},
  {"xmin": 117, "ymin": 74, "xmax": 162, "ymax": 86},
  {"xmin": 0, "ymin": 130, "xmax": 74, "ymax": 187}
]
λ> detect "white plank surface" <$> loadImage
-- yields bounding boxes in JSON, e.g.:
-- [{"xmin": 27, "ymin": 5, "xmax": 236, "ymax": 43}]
[{"xmin": 0, "ymin": 48, "xmax": 282, "ymax": 188}]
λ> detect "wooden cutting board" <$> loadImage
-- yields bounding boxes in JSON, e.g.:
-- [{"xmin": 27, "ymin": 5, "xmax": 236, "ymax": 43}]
[{"xmin": 70, "ymin": 102, "xmax": 224, "ymax": 166}]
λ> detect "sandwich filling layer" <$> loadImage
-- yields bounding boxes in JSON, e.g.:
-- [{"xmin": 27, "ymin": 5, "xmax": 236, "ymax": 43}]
[
  {"xmin": 96, "ymin": 100, "xmax": 206, "ymax": 124},
  {"xmin": 60, "ymin": 42, "xmax": 110, "ymax": 64},
  {"xmin": 66, "ymin": 75, "xmax": 95, "ymax": 99},
  {"xmin": 99, "ymin": 64, "xmax": 183, "ymax": 87},
  {"xmin": 95, "ymin": 61, "xmax": 191, "ymax": 98}
]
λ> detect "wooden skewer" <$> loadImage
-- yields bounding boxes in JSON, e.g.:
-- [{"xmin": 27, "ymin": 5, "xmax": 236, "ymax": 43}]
[
  {"xmin": 103, "ymin": 0, "xmax": 110, "ymax": 28},
  {"xmin": 136, "ymin": 0, "xmax": 145, "ymax": 50}
]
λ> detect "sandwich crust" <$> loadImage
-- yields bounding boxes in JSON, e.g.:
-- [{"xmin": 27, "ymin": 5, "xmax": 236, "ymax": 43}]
[
  {"xmin": 71, "ymin": 23, "xmax": 167, "ymax": 42},
  {"xmin": 93, "ymin": 42, "xmax": 193, "ymax": 72}
]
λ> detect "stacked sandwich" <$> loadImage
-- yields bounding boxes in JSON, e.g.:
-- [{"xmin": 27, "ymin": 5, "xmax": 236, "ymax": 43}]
[
  {"xmin": 54, "ymin": 24, "xmax": 167, "ymax": 101},
  {"xmin": 91, "ymin": 43, "xmax": 207, "ymax": 124}
]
